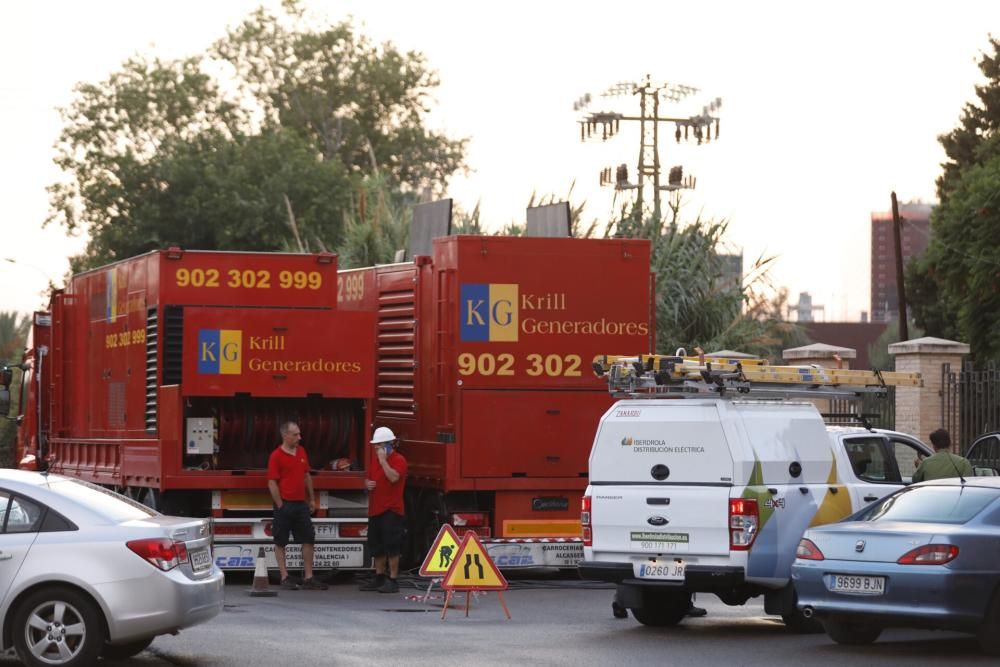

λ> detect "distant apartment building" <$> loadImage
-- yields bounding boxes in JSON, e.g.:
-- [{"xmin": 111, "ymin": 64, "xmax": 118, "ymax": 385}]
[{"xmin": 870, "ymin": 202, "xmax": 933, "ymax": 323}]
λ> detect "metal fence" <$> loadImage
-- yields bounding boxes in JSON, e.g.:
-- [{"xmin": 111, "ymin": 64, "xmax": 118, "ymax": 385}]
[
  {"xmin": 828, "ymin": 387, "xmax": 896, "ymax": 430},
  {"xmin": 942, "ymin": 361, "xmax": 1000, "ymax": 455}
]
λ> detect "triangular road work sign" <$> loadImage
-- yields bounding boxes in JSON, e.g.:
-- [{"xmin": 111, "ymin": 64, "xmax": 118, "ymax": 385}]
[
  {"xmin": 419, "ymin": 524, "xmax": 462, "ymax": 577},
  {"xmin": 441, "ymin": 531, "xmax": 508, "ymax": 591}
]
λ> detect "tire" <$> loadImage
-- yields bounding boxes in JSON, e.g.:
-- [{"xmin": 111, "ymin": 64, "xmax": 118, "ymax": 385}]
[
  {"xmin": 102, "ymin": 636, "xmax": 154, "ymax": 661},
  {"xmin": 12, "ymin": 586, "xmax": 106, "ymax": 667},
  {"xmin": 823, "ymin": 615, "xmax": 882, "ymax": 645},
  {"xmin": 631, "ymin": 591, "xmax": 691, "ymax": 627},
  {"xmin": 979, "ymin": 591, "xmax": 1000, "ymax": 655}
]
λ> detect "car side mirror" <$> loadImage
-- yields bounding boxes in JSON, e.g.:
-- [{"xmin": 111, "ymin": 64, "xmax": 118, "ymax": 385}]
[{"xmin": 973, "ymin": 467, "xmax": 998, "ymax": 477}]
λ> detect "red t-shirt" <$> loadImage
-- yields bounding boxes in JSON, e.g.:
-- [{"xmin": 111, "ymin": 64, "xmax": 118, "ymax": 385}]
[
  {"xmin": 369, "ymin": 451, "xmax": 407, "ymax": 516},
  {"xmin": 267, "ymin": 445, "xmax": 310, "ymax": 501}
]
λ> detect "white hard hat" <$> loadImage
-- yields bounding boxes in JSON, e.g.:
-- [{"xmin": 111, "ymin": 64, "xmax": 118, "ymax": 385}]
[{"xmin": 370, "ymin": 427, "xmax": 396, "ymax": 444}]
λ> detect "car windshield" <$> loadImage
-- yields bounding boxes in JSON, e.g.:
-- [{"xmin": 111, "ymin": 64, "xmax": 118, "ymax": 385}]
[
  {"xmin": 862, "ymin": 485, "xmax": 1000, "ymax": 524},
  {"xmin": 46, "ymin": 478, "xmax": 157, "ymax": 522}
]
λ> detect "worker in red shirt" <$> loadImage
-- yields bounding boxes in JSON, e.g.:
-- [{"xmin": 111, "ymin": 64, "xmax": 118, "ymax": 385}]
[
  {"xmin": 360, "ymin": 427, "xmax": 408, "ymax": 593},
  {"xmin": 267, "ymin": 421, "xmax": 327, "ymax": 590}
]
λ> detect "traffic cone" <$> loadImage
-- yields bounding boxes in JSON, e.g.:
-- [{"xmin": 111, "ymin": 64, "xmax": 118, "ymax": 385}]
[{"xmin": 248, "ymin": 547, "xmax": 277, "ymax": 597}]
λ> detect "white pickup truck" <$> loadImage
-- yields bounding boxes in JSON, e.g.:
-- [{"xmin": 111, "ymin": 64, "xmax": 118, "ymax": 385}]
[{"xmin": 579, "ymin": 398, "xmax": 932, "ymax": 631}]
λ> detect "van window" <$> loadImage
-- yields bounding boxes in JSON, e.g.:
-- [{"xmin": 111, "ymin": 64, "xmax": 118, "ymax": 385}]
[
  {"xmin": 890, "ymin": 439, "xmax": 926, "ymax": 484},
  {"xmin": 844, "ymin": 437, "xmax": 895, "ymax": 483}
]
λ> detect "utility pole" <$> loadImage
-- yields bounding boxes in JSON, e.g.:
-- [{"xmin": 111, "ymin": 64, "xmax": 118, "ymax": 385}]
[
  {"xmin": 890, "ymin": 192, "xmax": 909, "ymax": 341},
  {"xmin": 576, "ymin": 76, "xmax": 721, "ymax": 220}
]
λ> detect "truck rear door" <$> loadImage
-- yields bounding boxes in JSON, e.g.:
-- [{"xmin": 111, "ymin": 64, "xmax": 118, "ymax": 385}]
[{"xmin": 588, "ymin": 401, "xmax": 734, "ymax": 556}]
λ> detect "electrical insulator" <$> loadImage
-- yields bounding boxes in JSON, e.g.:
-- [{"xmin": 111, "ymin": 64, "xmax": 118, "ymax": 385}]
[
  {"xmin": 715, "ymin": 118, "xmax": 720, "ymax": 139},
  {"xmin": 602, "ymin": 123, "xmax": 608, "ymax": 140},
  {"xmin": 684, "ymin": 124, "xmax": 689, "ymax": 141},
  {"xmin": 615, "ymin": 118, "xmax": 620, "ymax": 134},
  {"xmin": 580, "ymin": 122, "xmax": 585, "ymax": 142},
  {"xmin": 675, "ymin": 125, "xmax": 681, "ymax": 143}
]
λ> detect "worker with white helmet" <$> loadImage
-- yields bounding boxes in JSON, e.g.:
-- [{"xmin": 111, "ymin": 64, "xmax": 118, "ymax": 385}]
[{"xmin": 360, "ymin": 426, "xmax": 408, "ymax": 593}]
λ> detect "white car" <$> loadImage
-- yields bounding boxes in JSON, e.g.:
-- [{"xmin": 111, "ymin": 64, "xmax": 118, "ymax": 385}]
[{"xmin": 0, "ymin": 469, "xmax": 224, "ymax": 666}]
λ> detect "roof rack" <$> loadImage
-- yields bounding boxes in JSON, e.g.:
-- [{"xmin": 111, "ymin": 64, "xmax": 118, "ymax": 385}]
[{"xmin": 592, "ymin": 353, "xmax": 922, "ymax": 400}]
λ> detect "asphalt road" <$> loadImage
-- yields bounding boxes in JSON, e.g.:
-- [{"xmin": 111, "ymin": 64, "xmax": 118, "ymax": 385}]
[{"xmin": 3, "ymin": 573, "xmax": 994, "ymax": 666}]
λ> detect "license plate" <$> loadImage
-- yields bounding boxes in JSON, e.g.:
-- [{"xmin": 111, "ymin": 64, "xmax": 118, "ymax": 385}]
[
  {"xmin": 190, "ymin": 547, "xmax": 212, "ymax": 572},
  {"xmin": 314, "ymin": 524, "xmax": 338, "ymax": 537},
  {"xmin": 828, "ymin": 574, "xmax": 885, "ymax": 595},
  {"xmin": 633, "ymin": 559, "xmax": 685, "ymax": 580}
]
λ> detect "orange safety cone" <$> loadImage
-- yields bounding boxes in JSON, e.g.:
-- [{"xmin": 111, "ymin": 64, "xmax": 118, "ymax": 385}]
[{"xmin": 248, "ymin": 547, "xmax": 277, "ymax": 597}]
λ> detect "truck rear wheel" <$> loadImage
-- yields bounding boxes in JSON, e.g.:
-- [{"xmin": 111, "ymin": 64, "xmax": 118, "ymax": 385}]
[
  {"xmin": 631, "ymin": 591, "xmax": 691, "ymax": 627},
  {"xmin": 823, "ymin": 615, "xmax": 882, "ymax": 645}
]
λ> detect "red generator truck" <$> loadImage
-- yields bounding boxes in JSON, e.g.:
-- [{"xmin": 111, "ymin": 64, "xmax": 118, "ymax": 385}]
[
  {"xmin": 337, "ymin": 235, "xmax": 653, "ymax": 567},
  {"xmin": 5, "ymin": 249, "xmax": 378, "ymax": 573}
]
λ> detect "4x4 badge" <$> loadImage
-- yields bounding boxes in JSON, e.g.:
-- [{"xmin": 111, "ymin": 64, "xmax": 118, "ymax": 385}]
[{"xmin": 647, "ymin": 516, "xmax": 668, "ymax": 526}]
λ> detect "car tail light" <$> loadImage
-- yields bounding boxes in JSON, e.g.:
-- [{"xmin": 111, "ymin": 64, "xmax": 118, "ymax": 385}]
[
  {"xmin": 339, "ymin": 522, "xmax": 368, "ymax": 538},
  {"xmin": 581, "ymin": 495, "xmax": 592, "ymax": 547},
  {"xmin": 451, "ymin": 512, "xmax": 488, "ymax": 527},
  {"xmin": 127, "ymin": 538, "xmax": 189, "ymax": 571},
  {"xmin": 795, "ymin": 538, "xmax": 825, "ymax": 561},
  {"xmin": 897, "ymin": 544, "xmax": 959, "ymax": 565},
  {"xmin": 729, "ymin": 498, "xmax": 759, "ymax": 551}
]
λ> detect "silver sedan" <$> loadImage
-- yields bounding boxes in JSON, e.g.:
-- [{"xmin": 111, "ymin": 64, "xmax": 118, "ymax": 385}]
[
  {"xmin": 0, "ymin": 469, "xmax": 224, "ymax": 666},
  {"xmin": 792, "ymin": 476, "xmax": 1000, "ymax": 654}
]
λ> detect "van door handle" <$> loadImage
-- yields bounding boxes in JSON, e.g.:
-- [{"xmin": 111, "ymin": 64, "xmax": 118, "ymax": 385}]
[{"xmin": 864, "ymin": 495, "xmax": 878, "ymax": 502}]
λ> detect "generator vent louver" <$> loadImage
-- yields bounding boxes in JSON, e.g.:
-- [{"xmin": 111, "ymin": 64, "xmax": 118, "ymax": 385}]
[
  {"xmin": 376, "ymin": 287, "xmax": 416, "ymax": 418},
  {"xmin": 162, "ymin": 306, "xmax": 184, "ymax": 386}
]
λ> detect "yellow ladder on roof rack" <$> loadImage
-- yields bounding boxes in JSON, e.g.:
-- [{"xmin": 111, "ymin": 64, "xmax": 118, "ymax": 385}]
[{"xmin": 594, "ymin": 353, "xmax": 922, "ymax": 399}]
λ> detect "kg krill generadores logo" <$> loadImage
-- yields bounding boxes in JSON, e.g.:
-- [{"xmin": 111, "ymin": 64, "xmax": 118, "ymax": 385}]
[
  {"xmin": 198, "ymin": 329, "xmax": 242, "ymax": 375},
  {"xmin": 621, "ymin": 436, "xmax": 706, "ymax": 454},
  {"xmin": 460, "ymin": 283, "xmax": 518, "ymax": 342}
]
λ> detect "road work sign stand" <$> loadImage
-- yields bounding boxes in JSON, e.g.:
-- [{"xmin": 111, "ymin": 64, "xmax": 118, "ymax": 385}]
[
  {"xmin": 441, "ymin": 531, "xmax": 510, "ymax": 620},
  {"xmin": 418, "ymin": 524, "xmax": 462, "ymax": 603}
]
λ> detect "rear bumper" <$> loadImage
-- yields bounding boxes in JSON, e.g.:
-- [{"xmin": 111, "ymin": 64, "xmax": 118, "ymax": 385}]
[
  {"xmin": 793, "ymin": 559, "xmax": 992, "ymax": 630},
  {"xmin": 579, "ymin": 560, "xmax": 747, "ymax": 590},
  {"xmin": 97, "ymin": 567, "xmax": 225, "ymax": 642}
]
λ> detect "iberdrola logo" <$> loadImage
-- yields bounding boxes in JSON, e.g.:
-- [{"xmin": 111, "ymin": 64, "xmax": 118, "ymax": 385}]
[{"xmin": 621, "ymin": 437, "xmax": 633, "ymax": 447}]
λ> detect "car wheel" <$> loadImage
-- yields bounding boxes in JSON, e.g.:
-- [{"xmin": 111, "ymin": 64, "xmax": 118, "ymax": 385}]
[
  {"xmin": 631, "ymin": 591, "xmax": 691, "ymax": 627},
  {"xmin": 102, "ymin": 636, "xmax": 154, "ymax": 661},
  {"xmin": 979, "ymin": 591, "xmax": 1000, "ymax": 655},
  {"xmin": 823, "ymin": 615, "xmax": 882, "ymax": 645},
  {"xmin": 12, "ymin": 586, "xmax": 105, "ymax": 667}
]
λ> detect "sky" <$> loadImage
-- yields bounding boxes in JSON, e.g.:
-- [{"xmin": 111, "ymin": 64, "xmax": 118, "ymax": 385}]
[{"xmin": 1, "ymin": 0, "xmax": 998, "ymax": 321}]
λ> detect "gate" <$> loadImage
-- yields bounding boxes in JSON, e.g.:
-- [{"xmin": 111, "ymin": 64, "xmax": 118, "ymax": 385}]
[
  {"xmin": 942, "ymin": 361, "xmax": 1000, "ymax": 455},
  {"xmin": 829, "ymin": 387, "xmax": 895, "ymax": 430}
]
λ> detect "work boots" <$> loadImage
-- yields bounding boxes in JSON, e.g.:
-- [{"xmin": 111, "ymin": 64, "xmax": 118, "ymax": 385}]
[{"xmin": 359, "ymin": 574, "xmax": 386, "ymax": 591}]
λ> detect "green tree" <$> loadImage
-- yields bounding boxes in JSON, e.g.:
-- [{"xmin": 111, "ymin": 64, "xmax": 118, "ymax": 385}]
[
  {"xmin": 48, "ymin": 1, "xmax": 466, "ymax": 271},
  {"xmin": 908, "ymin": 37, "xmax": 1000, "ymax": 360}
]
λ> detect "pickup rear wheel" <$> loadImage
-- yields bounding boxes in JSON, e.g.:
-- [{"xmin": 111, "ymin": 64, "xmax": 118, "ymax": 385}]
[
  {"xmin": 12, "ymin": 586, "xmax": 105, "ymax": 667},
  {"xmin": 631, "ymin": 591, "xmax": 691, "ymax": 627},
  {"xmin": 823, "ymin": 615, "xmax": 882, "ymax": 645}
]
